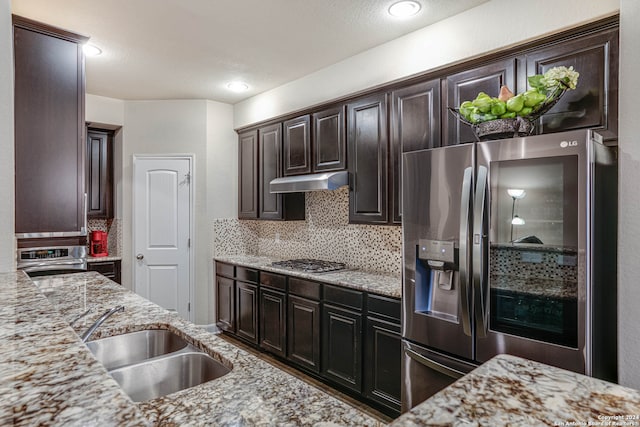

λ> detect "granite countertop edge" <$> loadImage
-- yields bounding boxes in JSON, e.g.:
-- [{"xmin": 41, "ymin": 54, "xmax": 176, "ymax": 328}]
[
  {"xmin": 87, "ymin": 255, "xmax": 122, "ymax": 262},
  {"xmin": 214, "ymin": 254, "xmax": 402, "ymax": 299}
]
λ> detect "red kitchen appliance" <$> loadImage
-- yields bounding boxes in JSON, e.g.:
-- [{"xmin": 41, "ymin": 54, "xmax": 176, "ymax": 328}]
[{"xmin": 89, "ymin": 231, "xmax": 108, "ymax": 257}]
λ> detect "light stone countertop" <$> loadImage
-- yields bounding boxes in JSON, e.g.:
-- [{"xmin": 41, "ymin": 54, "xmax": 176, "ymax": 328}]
[
  {"xmin": 215, "ymin": 255, "xmax": 402, "ymax": 299},
  {"xmin": 3, "ymin": 271, "xmax": 384, "ymax": 426},
  {"xmin": 390, "ymin": 354, "xmax": 640, "ymax": 427},
  {"xmin": 87, "ymin": 255, "xmax": 122, "ymax": 263}
]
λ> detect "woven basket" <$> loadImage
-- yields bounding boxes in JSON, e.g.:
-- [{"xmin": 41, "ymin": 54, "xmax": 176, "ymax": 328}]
[{"xmin": 449, "ymin": 85, "xmax": 567, "ymax": 141}]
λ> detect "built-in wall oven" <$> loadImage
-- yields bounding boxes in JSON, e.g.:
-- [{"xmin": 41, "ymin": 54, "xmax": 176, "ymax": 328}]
[{"xmin": 17, "ymin": 246, "xmax": 87, "ymax": 277}]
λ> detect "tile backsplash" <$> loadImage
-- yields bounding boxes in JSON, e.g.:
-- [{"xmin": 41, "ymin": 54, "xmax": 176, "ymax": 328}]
[{"xmin": 213, "ymin": 188, "xmax": 402, "ymax": 275}]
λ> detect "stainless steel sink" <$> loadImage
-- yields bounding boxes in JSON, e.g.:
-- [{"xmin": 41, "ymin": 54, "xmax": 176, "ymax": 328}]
[
  {"xmin": 86, "ymin": 329, "xmax": 189, "ymax": 370},
  {"xmin": 109, "ymin": 352, "xmax": 231, "ymax": 402},
  {"xmin": 86, "ymin": 328, "xmax": 231, "ymax": 401}
]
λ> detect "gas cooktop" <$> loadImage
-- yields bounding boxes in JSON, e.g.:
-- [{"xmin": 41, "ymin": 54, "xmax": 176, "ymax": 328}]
[{"xmin": 271, "ymin": 259, "xmax": 347, "ymax": 273}]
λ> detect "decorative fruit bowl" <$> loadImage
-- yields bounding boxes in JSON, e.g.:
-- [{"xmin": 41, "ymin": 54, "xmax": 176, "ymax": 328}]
[{"xmin": 450, "ymin": 66, "xmax": 579, "ymax": 141}]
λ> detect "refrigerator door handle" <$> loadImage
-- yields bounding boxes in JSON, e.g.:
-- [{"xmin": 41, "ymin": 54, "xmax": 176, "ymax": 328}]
[
  {"xmin": 458, "ymin": 167, "xmax": 473, "ymax": 337},
  {"xmin": 405, "ymin": 348, "xmax": 466, "ymax": 379},
  {"xmin": 473, "ymin": 165, "xmax": 489, "ymax": 338}
]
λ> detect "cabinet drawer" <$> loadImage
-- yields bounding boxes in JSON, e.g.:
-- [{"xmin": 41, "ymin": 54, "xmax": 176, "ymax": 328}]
[
  {"xmin": 324, "ymin": 284, "xmax": 363, "ymax": 311},
  {"xmin": 236, "ymin": 266, "xmax": 258, "ymax": 284},
  {"xmin": 260, "ymin": 271, "xmax": 287, "ymax": 291},
  {"xmin": 367, "ymin": 294, "xmax": 401, "ymax": 323},
  {"xmin": 289, "ymin": 278, "xmax": 321, "ymax": 300},
  {"xmin": 215, "ymin": 262, "xmax": 234, "ymax": 279}
]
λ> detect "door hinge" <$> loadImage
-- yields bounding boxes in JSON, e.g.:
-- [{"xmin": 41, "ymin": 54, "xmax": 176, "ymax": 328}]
[
  {"xmin": 188, "ymin": 302, "xmax": 191, "ymax": 312},
  {"xmin": 188, "ymin": 238, "xmax": 191, "ymax": 248}
]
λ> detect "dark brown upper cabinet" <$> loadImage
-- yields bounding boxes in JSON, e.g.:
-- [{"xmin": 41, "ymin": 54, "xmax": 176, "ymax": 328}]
[
  {"xmin": 313, "ymin": 106, "xmax": 347, "ymax": 172},
  {"xmin": 259, "ymin": 123, "xmax": 283, "ymax": 219},
  {"xmin": 238, "ymin": 129, "xmax": 259, "ymax": 219},
  {"xmin": 390, "ymin": 79, "xmax": 441, "ymax": 224},
  {"xmin": 347, "ymin": 93, "xmax": 389, "ymax": 224},
  {"xmin": 257, "ymin": 124, "xmax": 305, "ymax": 221},
  {"xmin": 521, "ymin": 27, "xmax": 619, "ymax": 140},
  {"xmin": 86, "ymin": 129, "xmax": 113, "ymax": 219},
  {"xmin": 444, "ymin": 58, "xmax": 517, "ymax": 146},
  {"xmin": 13, "ymin": 15, "xmax": 89, "ymax": 237},
  {"xmin": 283, "ymin": 108, "xmax": 347, "ymax": 176},
  {"xmin": 283, "ymin": 115, "xmax": 312, "ymax": 176}
]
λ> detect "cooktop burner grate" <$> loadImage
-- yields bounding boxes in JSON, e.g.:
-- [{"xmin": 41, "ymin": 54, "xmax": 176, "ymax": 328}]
[{"xmin": 271, "ymin": 258, "xmax": 347, "ymax": 273}]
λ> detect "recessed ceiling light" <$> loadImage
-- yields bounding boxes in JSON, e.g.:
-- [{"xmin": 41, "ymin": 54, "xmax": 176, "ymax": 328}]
[
  {"xmin": 388, "ymin": 1, "xmax": 421, "ymax": 18},
  {"xmin": 227, "ymin": 81, "xmax": 249, "ymax": 92},
  {"xmin": 83, "ymin": 43, "xmax": 102, "ymax": 57}
]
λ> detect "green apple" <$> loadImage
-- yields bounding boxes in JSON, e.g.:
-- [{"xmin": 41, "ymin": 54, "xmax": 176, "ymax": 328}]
[{"xmin": 506, "ymin": 94, "xmax": 524, "ymax": 112}]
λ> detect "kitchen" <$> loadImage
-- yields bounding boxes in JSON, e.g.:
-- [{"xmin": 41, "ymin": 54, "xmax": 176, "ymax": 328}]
[{"xmin": 2, "ymin": 0, "xmax": 640, "ymax": 425}]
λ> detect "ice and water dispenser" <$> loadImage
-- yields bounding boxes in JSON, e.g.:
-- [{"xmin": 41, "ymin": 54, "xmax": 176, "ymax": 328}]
[{"xmin": 414, "ymin": 239, "xmax": 460, "ymax": 322}]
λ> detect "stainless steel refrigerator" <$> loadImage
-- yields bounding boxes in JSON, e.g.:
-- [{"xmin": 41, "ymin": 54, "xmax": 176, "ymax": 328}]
[{"xmin": 401, "ymin": 129, "xmax": 617, "ymax": 412}]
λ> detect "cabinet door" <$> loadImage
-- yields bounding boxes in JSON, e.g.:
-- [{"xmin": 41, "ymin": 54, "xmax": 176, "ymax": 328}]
[
  {"xmin": 283, "ymin": 115, "xmax": 311, "ymax": 176},
  {"xmin": 522, "ymin": 27, "xmax": 618, "ymax": 140},
  {"xmin": 236, "ymin": 281, "xmax": 259, "ymax": 344},
  {"xmin": 14, "ymin": 21, "xmax": 87, "ymax": 236},
  {"xmin": 259, "ymin": 123, "xmax": 283, "ymax": 220},
  {"xmin": 287, "ymin": 295, "xmax": 321, "ymax": 373},
  {"xmin": 260, "ymin": 288, "xmax": 287, "ymax": 357},
  {"xmin": 238, "ymin": 130, "xmax": 258, "ymax": 219},
  {"xmin": 347, "ymin": 93, "xmax": 388, "ymax": 224},
  {"xmin": 216, "ymin": 276, "xmax": 235, "ymax": 333},
  {"xmin": 322, "ymin": 304, "xmax": 363, "ymax": 393},
  {"xmin": 313, "ymin": 106, "xmax": 346, "ymax": 172},
  {"xmin": 87, "ymin": 129, "xmax": 113, "ymax": 219},
  {"xmin": 364, "ymin": 317, "xmax": 401, "ymax": 414},
  {"xmin": 445, "ymin": 59, "xmax": 516, "ymax": 145},
  {"xmin": 390, "ymin": 80, "xmax": 441, "ymax": 224}
]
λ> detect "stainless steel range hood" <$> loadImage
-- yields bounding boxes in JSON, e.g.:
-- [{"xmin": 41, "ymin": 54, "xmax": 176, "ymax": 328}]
[{"xmin": 269, "ymin": 171, "xmax": 349, "ymax": 193}]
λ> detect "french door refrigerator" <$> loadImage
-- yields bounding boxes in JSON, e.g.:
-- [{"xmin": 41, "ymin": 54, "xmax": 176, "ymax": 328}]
[{"xmin": 401, "ymin": 129, "xmax": 617, "ymax": 412}]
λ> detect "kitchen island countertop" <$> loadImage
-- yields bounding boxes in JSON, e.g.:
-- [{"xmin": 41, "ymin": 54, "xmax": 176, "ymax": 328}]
[
  {"xmin": 215, "ymin": 255, "xmax": 402, "ymax": 298},
  {"xmin": 391, "ymin": 353, "xmax": 640, "ymax": 427},
  {"xmin": 3, "ymin": 271, "xmax": 383, "ymax": 426}
]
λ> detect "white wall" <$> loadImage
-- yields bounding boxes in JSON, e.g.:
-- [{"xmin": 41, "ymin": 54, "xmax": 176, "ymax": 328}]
[
  {"xmin": 206, "ymin": 100, "xmax": 237, "ymax": 322},
  {"xmin": 86, "ymin": 93, "xmax": 124, "ymax": 126},
  {"xmin": 618, "ymin": 0, "xmax": 640, "ymax": 390},
  {"xmin": 234, "ymin": 0, "xmax": 619, "ymax": 128},
  {"xmin": 0, "ymin": 0, "xmax": 15, "ymax": 272}
]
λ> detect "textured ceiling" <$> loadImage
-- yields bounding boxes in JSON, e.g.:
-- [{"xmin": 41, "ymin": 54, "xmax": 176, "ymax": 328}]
[{"xmin": 12, "ymin": 0, "xmax": 488, "ymax": 103}]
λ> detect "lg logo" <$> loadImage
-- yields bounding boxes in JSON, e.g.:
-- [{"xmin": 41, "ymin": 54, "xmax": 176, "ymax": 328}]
[{"xmin": 560, "ymin": 140, "xmax": 578, "ymax": 148}]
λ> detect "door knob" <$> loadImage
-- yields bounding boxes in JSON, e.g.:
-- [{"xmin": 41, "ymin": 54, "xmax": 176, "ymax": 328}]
[{"xmin": 136, "ymin": 254, "xmax": 144, "ymax": 260}]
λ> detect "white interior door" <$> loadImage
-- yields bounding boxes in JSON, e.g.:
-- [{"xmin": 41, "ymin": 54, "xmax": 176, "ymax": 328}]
[{"xmin": 133, "ymin": 155, "xmax": 192, "ymax": 320}]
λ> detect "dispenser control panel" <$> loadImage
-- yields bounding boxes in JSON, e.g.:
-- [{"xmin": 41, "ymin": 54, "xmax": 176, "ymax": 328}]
[{"xmin": 418, "ymin": 239, "xmax": 455, "ymax": 264}]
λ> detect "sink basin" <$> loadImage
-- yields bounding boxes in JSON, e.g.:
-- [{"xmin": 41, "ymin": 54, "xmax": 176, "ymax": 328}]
[
  {"xmin": 109, "ymin": 352, "xmax": 231, "ymax": 402},
  {"xmin": 86, "ymin": 329, "xmax": 189, "ymax": 370}
]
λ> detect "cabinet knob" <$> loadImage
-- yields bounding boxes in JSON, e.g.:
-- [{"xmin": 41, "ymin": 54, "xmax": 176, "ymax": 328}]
[{"xmin": 136, "ymin": 254, "xmax": 144, "ymax": 260}]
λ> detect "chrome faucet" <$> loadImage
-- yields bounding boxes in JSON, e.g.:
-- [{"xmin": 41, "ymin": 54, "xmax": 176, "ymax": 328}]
[{"xmin": 80, "ymin": 305, "xmax": 125, "ymax": 343}]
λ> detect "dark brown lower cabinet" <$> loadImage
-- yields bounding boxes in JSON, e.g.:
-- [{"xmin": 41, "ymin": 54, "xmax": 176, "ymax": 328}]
[
  {"xmin": 364, "ymin": 317, "xmax": 402, "ymax": 413},
  {"xmin": 87, "ymin": 260, "xmax": 121, "ymax": 284},
  {"xmin": 259, "ymin": 288, "xmax": 287, "ymax": 358},
  {"xmin": 215, "ymin": 263, "xmax": 401, "ymax": 417},
  {"xmin": 322, "ymin": 304, "xmax": 363, "ymax": 393},
  {"xmin": 236, "ymin": 281, "xmax": 259, "ymax": 344},
  {"xmin": 287, "ymin": 295, "xmax": 321, "ymax": 373},
  {"xmin": 216, "ymin": 276, "xmax": 235, "ymax": 333}
]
